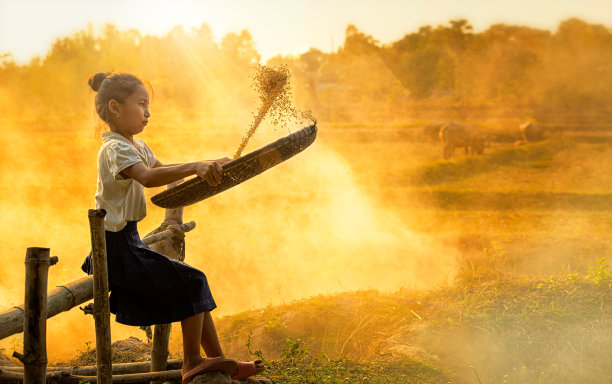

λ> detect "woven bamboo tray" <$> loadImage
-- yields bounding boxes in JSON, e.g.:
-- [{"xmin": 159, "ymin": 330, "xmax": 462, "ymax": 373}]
[{"xmin": 151, "ymin": 124, "xmax": 318, "ymax": 208}]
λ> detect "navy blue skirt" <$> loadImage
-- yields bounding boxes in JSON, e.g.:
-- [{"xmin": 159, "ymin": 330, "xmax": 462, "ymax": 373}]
[{"xmin": 81, "ymin": 221, "xmax": 216, "ymax": 326}]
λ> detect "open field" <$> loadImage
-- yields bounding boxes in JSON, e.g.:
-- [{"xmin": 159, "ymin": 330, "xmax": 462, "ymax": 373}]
[
  {"xmin": 209, "ymin": 123, "xmax": 612, "ymax": 383},
  {"xmin": 33, "ymin": 274, "xmax": 612, "ymax": 383},
  {"xmin": 213, "ymin": 275, "xmax": 611, "ymax": 384},
  {"xmin": 1, "ymin": 117, "xmax": 611, "ymax": 383},
  {"xmin": 323, "ymin": 124, "xmax": 612, "ymax": 278}
]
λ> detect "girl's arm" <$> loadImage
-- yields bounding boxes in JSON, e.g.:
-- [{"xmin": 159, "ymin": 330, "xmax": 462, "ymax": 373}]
[
  {"xmin": 120, "ymin": 160, "xmax": 226, "ymax": 188},
  {"xmin": 153, "ymin": 157, "xmax": 231, "ymax": 169}
]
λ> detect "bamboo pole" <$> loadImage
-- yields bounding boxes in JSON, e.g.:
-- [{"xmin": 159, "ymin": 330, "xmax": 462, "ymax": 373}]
[
  {"xmin": 150, "ymin": 324, "xmax": 171, "ymax": 382},
  {"xmin": 0, "ymin": 359, "xmax": 182, "ymax": 375},
  {"xmin": 88, "ymin": 209, "xmax": 111, "ymax": 384},
  {"xmin": 1, "ymin": 369, "xmax": 271, "ymax": 384},
  {"xmin": 0, "ymin": 368, "xmax": 182, "ymax": 383},
  {"xmin": 160, "ymin": 181, "xmax": 184, "ymax": 230},
  {"xmin": 22, "ymin": 247, "xmax": 57, "ymax": 384},
  {"xmin": 0, "ymin": 222, "xmax": 196, "ymax": 341},
  {"xmin": 150, "ymin": 185, "xmax": 183, "ymax": 383},
  {"xmin": 1, "ymin": 276, "xmax": 93, "ymax": 340}
]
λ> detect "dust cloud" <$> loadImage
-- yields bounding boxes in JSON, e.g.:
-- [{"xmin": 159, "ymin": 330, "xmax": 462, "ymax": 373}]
[
  {"xmin": 1, "ymin": 18, "xmax": 610, "ymax": 369},
  {"xmin": 0, "ymin": 114, "xmax": 457, "ymax": 360}
]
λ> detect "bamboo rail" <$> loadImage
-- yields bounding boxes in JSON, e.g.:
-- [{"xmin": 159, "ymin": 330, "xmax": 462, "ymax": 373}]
[
  {"xmin": 0, "ymin": 368, "xmax": 182, "ymax": 383},
  {"xmin": 0, "ymin": 275, "xmax": 94, "ymax": 340},
  {"xmin": 0, "ymin": 359, "xmax": 182, "ymax": 375},
  {"xmin": 0, "ymin": 222, "xmax": 196, "ymax": 341},
  {"xmin": 88, "ymin": 209, "xmax": 112, "ymax": 384},
  {"xmin": 141, "ymin": 222, "xmax": 194, "ymax": 246},
  {"xmin": 0, "ymin": 368, "xmax": 271, "ymax": 384}
]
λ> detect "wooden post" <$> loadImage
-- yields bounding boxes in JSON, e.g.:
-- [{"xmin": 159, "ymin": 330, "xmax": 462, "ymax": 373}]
[
  {"xmin": 150, "ymin": 323, "xmax": 171, "ymax": 381},
  {"xmin": 88, "ymin": 209, "xmax": 112, "ymax": 384},
  {"xmin": 150, "ymin": 181, "xmax": 183, "ymax": 382},
  {"xmin": 23, "ymin": 247, "xmax": 57, "ymax": 384},
  {"xmin": 162, "ymin": 204, "xmax": 183, "ymax": 228}
]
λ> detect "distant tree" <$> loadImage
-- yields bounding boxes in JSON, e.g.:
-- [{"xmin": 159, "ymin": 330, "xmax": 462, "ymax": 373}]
[
  {"xmin": 530, "ymin": 18, "xmax": 612, "ymax": 117},
  {"xmin": 556, "ymin": 18, "xmax": 612, "ymax": 48},
  {"xmin": 382, "ymin": 20, "xmax": 477, "ymax": 98},
  {"xmin": 299, "ymin": 48, "xmax": 325, "ymax": 109},
  {"xmin": 341, "ymin": 25, "xmax": 380, "ymax": 56},
  {"xmin": 221, "ymin": 30, "xmax": 260, "ymax": 67},
  {"xmin": 1, "ymin": 18, "xmax": 611, "ymax": 125}
]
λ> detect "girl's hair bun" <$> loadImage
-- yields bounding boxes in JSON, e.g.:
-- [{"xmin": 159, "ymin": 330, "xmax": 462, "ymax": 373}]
[{"xmin": 88, "ymin": 72, "xmax": 108, "ymax": 92}]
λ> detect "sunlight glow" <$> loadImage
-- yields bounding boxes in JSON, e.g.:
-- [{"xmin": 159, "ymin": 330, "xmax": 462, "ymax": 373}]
[{"xmin": 2, "ymin": 0, "xmax": 612, "ymax": 63}]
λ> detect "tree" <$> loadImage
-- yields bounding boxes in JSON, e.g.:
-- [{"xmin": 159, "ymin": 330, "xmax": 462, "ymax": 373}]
[{"xmin": 341, "ymin": 25, "xmax": 379, "ymax": 56}]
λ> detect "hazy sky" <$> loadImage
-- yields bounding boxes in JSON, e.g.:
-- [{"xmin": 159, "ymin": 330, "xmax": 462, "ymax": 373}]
[{"xmin": 1, "ymin": 0, "xmax": 611, "ymax": 63}]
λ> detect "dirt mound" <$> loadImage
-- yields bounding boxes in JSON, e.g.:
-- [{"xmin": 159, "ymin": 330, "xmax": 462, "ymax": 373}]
[
  {"xmin": 67, "ymin": 336, "xmax": 152, "ymax": 366},
  {"xmin": 0, "ymin": 349, "xmax": 21, "ymax": 367}
]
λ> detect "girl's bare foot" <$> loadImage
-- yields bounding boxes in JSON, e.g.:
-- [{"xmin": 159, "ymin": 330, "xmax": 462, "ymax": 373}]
[
  {"xmin": 182, "ymin": 356, "xmax": 238, "ymax": 381},
  {"xmin": 181, "ymin": 355, "xmax": 206, "ymax": 376},
  {"xmin": 231, "ymin": 360, "xmax": 266, "ymax": 380}
]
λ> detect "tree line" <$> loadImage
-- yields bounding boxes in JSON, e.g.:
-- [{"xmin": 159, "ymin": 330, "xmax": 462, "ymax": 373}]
[{"xmin": 1, "ymin": 18, "xmax": 611, "ymax": 126}]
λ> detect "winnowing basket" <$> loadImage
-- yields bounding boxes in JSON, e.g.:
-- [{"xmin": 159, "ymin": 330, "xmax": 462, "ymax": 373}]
[{"xmin": 151, "ymin": 124, "xmax": 318, "ymax": 208}]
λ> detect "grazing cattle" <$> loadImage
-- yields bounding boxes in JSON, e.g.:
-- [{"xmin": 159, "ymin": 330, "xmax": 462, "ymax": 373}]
[
  {"xmin": 519, "ymin": 122, "xmax": 544, "ymax": 143},
  {"xmin": 439, "ymin": 122, "xmax": 485, "ymax": 159},
  {"xmin": 423, "ymin": 123, "xmax": 443, "ymax": 144}
]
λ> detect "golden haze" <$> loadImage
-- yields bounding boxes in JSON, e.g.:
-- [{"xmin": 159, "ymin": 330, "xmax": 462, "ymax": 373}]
[{"xmin": 1, "ymin": 19, "xmax": 611, "ymax": 361}]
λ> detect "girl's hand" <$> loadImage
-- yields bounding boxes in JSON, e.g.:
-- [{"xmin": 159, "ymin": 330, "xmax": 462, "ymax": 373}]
[
  {"xmin": 195, "ymin": 161, "xmax": 223, "ymax": 186},
  {"xmin": 216, "ymin": 157, "xmax": 232, "ymax": 165}
]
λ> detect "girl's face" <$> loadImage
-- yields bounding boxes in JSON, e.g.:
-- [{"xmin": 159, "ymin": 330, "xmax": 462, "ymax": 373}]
[{"xmin": 114, "ymin": 84, "xmax": 150, "ymax": 137}]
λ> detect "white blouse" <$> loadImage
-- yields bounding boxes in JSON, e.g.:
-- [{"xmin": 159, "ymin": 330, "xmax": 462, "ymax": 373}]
[{"xmin": 95, "ymin": 131, "xmax": 157, "ymax": 232}]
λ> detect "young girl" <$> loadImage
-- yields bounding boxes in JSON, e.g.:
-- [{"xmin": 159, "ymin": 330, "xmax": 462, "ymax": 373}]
[{"xmin": 81, "ymin": 72, "xmax": 264, "ymax": 383}]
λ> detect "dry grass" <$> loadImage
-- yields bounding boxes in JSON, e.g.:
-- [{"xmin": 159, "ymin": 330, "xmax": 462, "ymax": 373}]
[{"xmin": 216, "ymin": 269, "xmax": 612, "ymax": 384}]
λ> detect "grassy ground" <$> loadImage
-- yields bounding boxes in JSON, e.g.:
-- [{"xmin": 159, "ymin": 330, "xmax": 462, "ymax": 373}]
[
  {"xmin": 43, "ymin": 266, "xmax": 611, "ymax": 383},
  {"xmin": 3, "ymin": 122, "xmax": 610, "ymax": 383},
  {"xmin": 211, "ymin": 126, "xmax": 611, "ymax": 383},
  {"xmin": 259, "ymin": 340, "xmax": 448, "ymax": 384},
  {"xmin": 216, "ymin": 269, "xmax": 611, "ymax": 384}
]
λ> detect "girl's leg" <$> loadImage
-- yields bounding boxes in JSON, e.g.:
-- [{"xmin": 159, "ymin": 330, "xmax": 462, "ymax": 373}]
[
  {"xmin": 181, "ymin": 312, "xmax": 205, "ymax": 373},
  {"xmin": 201, "ymin": 311, "xmax": 224, "ymax": 357}
]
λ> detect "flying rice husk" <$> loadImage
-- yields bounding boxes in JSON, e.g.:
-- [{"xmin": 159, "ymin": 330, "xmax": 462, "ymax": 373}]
[
  {"xmin": 149, "ymin": 64, "xmax": 316, "ymax": 208},
  {"xmin": 233, "ymin": 64, "xmax": 299, "ymax": 159}
]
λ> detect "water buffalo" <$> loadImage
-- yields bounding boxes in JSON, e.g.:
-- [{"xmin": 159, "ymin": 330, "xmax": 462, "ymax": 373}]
[
  {"xmin": 519, "ymin": 122, "xmax": 544, "ymax": 143},
  {"xmin": 439, "ymin": 122, "xmax": 485, "ymax": 159},
  {"xmin": 423, "ymin": 123, "xmax": 443, "ymax": 144}
]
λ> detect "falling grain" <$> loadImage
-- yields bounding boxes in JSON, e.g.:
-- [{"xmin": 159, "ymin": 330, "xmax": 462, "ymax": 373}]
[{"xmin": 234, "ymin": 64, "xmax": 299, "ymax": 159}]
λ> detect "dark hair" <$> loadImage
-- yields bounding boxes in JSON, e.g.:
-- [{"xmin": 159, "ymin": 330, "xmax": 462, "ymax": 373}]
[{"xmin": 88, "ymin": 72, "xmax": 144, "ymax": 123}]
